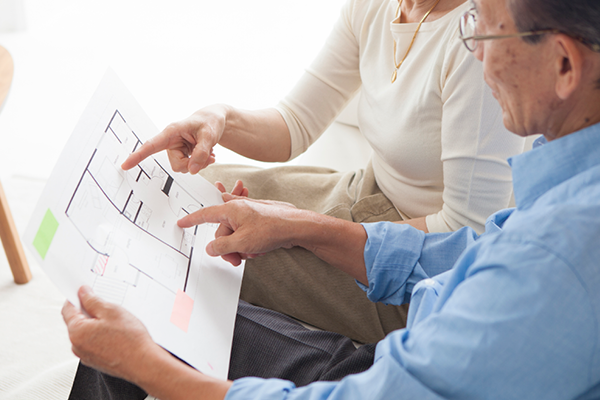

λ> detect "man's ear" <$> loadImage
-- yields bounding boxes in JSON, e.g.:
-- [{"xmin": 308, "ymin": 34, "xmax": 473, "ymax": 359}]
[{"xmin": 553, "ymin": 35, "xmax": 584, "ymax": 100}]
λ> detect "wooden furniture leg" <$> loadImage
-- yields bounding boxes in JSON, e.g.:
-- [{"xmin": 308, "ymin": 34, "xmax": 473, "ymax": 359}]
[
  {"xmin": 0, "ymin": 180, "xmax": 32, "ymax": 284},
  {"xmin": 1, "ymin": 46, "xmax": 31, "ymax": 283},
  {"xmin": 0, "ymin": 45, "xmax": 13, "ymax": 109}
]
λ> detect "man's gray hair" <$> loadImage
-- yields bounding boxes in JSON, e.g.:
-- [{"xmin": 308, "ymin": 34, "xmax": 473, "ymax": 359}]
[
  {"xmin": 509, "ymin": 0, "xmax": 600, "ymax": 48},
  {"xmin": 509, "ymin": 0, "xmax": 600, "ymax": 88}
]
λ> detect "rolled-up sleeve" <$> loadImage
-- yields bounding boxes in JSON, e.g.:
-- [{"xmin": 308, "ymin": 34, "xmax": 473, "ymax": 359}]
[{"xmin": 359, "ymin": 222, "xmax": 478, "ymax": 305}]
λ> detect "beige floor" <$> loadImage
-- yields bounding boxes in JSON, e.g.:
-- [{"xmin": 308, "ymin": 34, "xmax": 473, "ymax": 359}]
[{"xmin": 0, "ymin": 176, "xmax": 78, "ymax": 399}]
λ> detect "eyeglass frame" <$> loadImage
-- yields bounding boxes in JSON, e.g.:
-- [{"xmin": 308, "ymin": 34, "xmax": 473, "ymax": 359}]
[{"xmin": 458, "ymin": 7, "xmax": 600, "ymax": 53}]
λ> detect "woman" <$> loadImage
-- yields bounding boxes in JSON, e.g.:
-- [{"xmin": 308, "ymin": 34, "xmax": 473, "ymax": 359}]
[{"xmin": 123, "ymin": 0, "xmax": 525, "ymax": 343}]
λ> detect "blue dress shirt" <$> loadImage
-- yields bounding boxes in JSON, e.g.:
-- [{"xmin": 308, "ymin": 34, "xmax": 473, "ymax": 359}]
[{"xmin": 226, "ymin": 123, "xmax": 600, "ymax": 400}]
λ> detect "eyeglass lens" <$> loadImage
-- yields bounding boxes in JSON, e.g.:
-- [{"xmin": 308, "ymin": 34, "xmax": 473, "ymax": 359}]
[{"xmin": 460, "ymin": 12, "xmax": 477, "ymax": 51}]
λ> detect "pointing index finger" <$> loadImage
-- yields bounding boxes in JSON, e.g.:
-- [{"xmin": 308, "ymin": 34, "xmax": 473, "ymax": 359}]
[
  {"xmin": 177, "ymin": 204, "xmax": 228, "ymax": 228},
  {"xmin": 121, "ymin": 134, "xmax": 170, "ymax": 170}
]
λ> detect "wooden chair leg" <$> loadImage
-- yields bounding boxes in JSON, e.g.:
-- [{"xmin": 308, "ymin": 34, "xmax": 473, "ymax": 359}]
[{"xmin": 0, "ymin": 180, "xmax": 32, "ymax": 284}]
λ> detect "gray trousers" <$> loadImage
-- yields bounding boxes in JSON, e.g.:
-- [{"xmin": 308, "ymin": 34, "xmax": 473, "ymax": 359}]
[
  {"xmin": 68, "ymin": 301, "xmax": 376, "ymax": 400},
  {"xmin": 200, "ymin": 162, "xmax": 409, "ymax": 344}
]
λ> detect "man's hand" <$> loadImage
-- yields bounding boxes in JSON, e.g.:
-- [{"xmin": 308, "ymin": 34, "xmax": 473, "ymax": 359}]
[
  {"xmin": 179, "ymin": 196, "xmax": 369, "ymax": 284},
  {"xmin": 63, "ymin": 286, "xmax": 234, "ymax": 400},
  {"xmin": 178, "ymin": 197, "xmax": 300, "ymax": 266},
  {"xmin": 121, "ymin": 105, "xmax": 230, "ymax": 174},
  {"xmin": 213, "ymin": 182, "xmax": 253, "ymax": 265},
  {"xmin": 62, "ymin": 286, "xmax": 159, "ymax": 383}
]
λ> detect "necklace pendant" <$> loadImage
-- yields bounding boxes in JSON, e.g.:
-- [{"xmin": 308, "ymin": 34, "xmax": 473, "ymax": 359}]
[{"xmin": 391, "ymin": 69, "xmax": 397, "ymax": 83}]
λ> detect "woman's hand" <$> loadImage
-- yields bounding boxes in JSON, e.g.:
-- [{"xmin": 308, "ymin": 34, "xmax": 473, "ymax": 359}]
[
  {"xmin": 215, "ymin": 179, "xmax": 249, "ymax": 198},
  {"xmin": 62, "ymin": 286, "xmax": 161, "ymax": 383},
  {"xmin": 121, "ymin": 104, "xmax": 231, "ymax": 174},
  {"xmin": 121, "ymin": 106, "xmax": 291, "ymax": 173}
]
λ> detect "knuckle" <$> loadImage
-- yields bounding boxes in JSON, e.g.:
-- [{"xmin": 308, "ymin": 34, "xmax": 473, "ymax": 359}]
[
  {"xmin": 212, "ymin": 240, "xmax": 224, "ymax": 254},
  {"xmin": 164, "ymin": 122, "xmax": 179, "ymax": 134},
  {"xmin": 69, "ymin": 328, "xmax": 85, "ymax": 348},
  {"xmin": 71, "ymin": 345, "xmax": 83, "ymax": 359}
]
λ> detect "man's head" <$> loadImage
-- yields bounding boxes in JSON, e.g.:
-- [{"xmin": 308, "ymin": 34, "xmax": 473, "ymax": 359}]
[{"xmin": 465, "ymin": 0, "xmax": 600, "ymax": 140}]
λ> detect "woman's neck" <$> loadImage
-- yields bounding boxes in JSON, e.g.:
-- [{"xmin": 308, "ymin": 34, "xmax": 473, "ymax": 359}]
[{"xmin": 398, "ymin": 0, "xmax": 465, "ymax": 23}]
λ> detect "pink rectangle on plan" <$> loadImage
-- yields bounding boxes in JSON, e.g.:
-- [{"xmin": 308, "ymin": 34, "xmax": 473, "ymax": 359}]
[{"xmin": 170, "ymin": 289, "xmax": 194, "ymax": 333}]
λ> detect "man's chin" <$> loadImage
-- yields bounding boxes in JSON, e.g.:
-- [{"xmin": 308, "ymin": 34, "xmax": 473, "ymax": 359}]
[
  {"xmin": 502, "ymin": 120, "xmax": 531, "ymax": 138},
  {"xmin": 501, "ymin": 115, "xmax": 523, "ymax": 137}
]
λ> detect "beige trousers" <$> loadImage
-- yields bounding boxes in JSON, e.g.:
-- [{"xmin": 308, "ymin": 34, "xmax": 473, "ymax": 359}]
[{"xmin": 200, "ymin": 162, "xmax": 409, "ymax": 344}]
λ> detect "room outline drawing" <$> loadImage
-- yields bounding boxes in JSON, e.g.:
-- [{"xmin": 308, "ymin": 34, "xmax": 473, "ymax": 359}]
[{"xmin": 64, "ymin": 109, "xmax": 203, "ymax": 305}]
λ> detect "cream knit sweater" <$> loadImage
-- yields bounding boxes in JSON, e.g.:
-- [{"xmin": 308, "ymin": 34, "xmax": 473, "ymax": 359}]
[{"xmin": 276, "ymin": 0, "xmax": 525, "ymax": 233}]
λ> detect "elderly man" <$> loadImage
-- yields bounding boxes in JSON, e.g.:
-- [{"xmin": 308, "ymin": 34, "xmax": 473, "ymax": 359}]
[{"xmin": 63, "ymin": 0, "xmax": 600, "ymax": 398}]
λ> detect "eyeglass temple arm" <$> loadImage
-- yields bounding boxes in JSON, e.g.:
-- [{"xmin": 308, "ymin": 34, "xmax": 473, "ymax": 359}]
[{"xmin": 459, "ymin": 30, "xmax": 559, "ymax": 42}]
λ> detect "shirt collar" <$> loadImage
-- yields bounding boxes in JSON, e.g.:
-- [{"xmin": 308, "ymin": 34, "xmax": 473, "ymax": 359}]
[{"xmin": 508, "ymin": 122, "xmax": 600, "ymax": 210}]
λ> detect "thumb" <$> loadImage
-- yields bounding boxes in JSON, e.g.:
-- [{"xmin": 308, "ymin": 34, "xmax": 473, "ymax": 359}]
[
  {"xmin": 206, "ymin": 239, "xmax": 243, "ymax": 266},
  {"xmin": 188, "ymin": 139, "xmax": 214, "ymax": 174},
  {"xmin": 78, "ymin": 285, "xmax": 106, "ymax": 318},
  {"xmin": 206, "ymin": 235, "xmax": 239, "ymax": 257}
]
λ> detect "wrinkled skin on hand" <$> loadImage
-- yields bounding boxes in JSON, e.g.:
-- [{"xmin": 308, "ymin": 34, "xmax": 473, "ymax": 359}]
[
  {"xmin": 62, "ymin": 286, "xmax": 158, "ymax": 383},
  {"xmin": 178, "ymin": 195, "xmax": 299, "ymax": 266}
]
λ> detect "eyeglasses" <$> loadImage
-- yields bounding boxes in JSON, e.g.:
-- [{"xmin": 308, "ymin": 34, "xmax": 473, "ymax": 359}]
[
  {"xmin": 459, "ymin": 8, "xmax": 600, "ymax": 53},
  {"xmin": 458, "ymin": 8, "xmax": 559, "ymax": 52}
]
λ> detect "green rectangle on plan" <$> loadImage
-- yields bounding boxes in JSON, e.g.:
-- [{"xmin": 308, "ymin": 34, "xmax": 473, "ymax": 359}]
[{"xmin": 33, "ymin": 209, "xmax": 59, "ymax": 260}]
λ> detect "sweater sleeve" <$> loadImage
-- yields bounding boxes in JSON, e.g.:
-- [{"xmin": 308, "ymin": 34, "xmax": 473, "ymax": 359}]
[
  {"xmin": 425, "ymin": 28, "xmax": 526, "ymax": 233},
  {"xmin": 274, "ymin": 0, "xmax": 362, "ymax": 160}
]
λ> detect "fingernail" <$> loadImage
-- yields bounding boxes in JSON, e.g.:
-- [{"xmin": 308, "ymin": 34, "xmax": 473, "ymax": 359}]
[
  {"xmin": 80, "ymin": 285, "xmax": 93, "ymax": 295},
  {"xmin": 190, "ymin": 163, "xmax": 200, "ymax": 174},
  {"xmin": 206, "ymin": 243, "xmax": 214, "ymax": 256},
  {"xmin": 222, "ymin": 193, "xmax": 233, "ymax": 201}
]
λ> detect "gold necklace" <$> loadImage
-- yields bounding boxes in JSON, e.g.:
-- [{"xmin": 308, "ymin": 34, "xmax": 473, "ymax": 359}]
[{"xmin": 391, "ymin": 0, "xmax": 442, "ymax": 83}]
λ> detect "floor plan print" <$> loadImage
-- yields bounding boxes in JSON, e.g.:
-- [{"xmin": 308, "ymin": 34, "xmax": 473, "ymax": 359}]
[
  {"xmin": 24, "ymin": 70, "xmax": 244, "ymax": 380},
  {"xmin": 65, "ymin": 110, "xmax": 200, "ymax": 305}
]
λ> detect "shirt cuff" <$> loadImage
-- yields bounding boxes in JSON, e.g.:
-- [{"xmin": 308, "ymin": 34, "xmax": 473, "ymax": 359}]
[
  {"xmin": 226, "ymin": 377, "xmax": 296, "ymax": 400},
  {"xmin": 359, "ymin": 222, "xmax": 426, "ymax": 304}
]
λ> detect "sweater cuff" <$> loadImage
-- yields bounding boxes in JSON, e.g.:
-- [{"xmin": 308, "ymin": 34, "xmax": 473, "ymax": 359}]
[
  {"xmin": 425, "ymin": 212, "xmax": 452, "ymax": 234},
  {"xmin": 274, "ymin": 102, "xmax": 306, "ymax": 161}
]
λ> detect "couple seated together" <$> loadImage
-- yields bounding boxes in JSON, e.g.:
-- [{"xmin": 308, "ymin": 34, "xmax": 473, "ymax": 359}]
[{"xmin": 63, "ymin": 0, "xmax": 600, "ymax": 399}]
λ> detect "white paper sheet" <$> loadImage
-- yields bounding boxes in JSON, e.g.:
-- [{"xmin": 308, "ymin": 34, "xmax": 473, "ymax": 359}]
[{"xmin": 23, "ymin": 69, "xmax": 244, "ymax": 379}]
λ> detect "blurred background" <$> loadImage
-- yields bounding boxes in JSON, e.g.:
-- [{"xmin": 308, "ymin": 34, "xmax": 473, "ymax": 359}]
[{"xmin": 0, "ymin": 0, "xmax": 349, "ymax": 178}]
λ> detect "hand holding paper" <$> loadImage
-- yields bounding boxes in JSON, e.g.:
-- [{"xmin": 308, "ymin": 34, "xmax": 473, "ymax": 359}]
[
  {"xmin": 62, "ymin": 286, "xmax": 156, "ymax": 382},
  {"xmin": 24, "ymin": 70, "xmax": 244, "ymax": 378}
]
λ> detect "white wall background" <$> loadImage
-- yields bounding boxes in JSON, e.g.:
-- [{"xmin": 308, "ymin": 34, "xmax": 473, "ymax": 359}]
[{"xmin": 0, "ymin": 0, "xmax": 348, "ymax": 182}]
